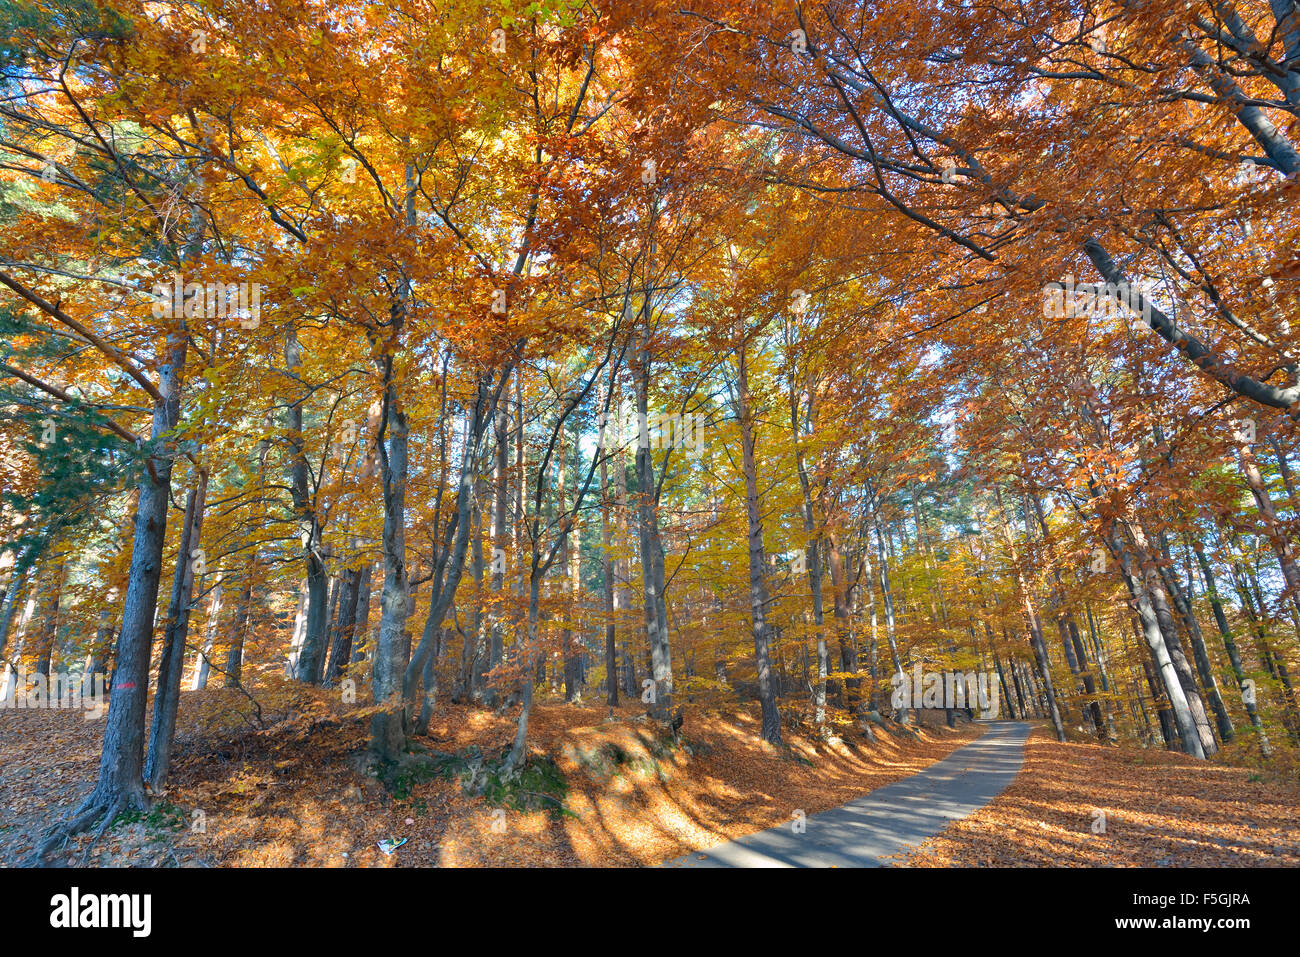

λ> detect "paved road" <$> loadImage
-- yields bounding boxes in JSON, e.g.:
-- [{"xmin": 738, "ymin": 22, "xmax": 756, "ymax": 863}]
[{"xmin": 663, "ymin": 721, "xmax": 1031, "ymax": 868}]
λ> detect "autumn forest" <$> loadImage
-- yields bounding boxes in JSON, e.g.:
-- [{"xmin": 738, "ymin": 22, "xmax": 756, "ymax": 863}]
[{"xmin": 1, "ymin": 0, "xmax": 1299, "ymax": 877}]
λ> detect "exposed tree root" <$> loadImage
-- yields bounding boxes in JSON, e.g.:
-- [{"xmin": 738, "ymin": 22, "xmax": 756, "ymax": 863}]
[{"xmin": 30, "ymin": 788, "xmax": 147, "ymax": 865}]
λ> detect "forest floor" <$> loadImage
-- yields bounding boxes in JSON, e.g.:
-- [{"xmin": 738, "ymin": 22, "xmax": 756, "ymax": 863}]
[
  {"xmin": 0, "ymin": 674, "xmax": 982, "ymax": 866},
  {"xmin": 4, "ymin": 679, "xmax": 1298, "ymax": 867},
  {"xmin": 895, "ymin": 726, "xmax": 1300, "ymax": 866}
]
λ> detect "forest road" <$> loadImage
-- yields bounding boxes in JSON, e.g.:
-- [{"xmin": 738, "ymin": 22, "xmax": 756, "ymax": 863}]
[{"xmin": 662, "ymin": 720, "xmax": 1031, "ymax": 868}]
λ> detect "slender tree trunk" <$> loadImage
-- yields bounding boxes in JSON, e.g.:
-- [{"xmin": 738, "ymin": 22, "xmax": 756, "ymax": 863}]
[
  {"xmin": 1027, "ymin": 494, "xmax": 1106, "ymax": 738},
  {"xmin": 1239, "ymin": 441, "xmax": 1300, "ymax": 623},
  {"xmin": 1153, "ymin": 529, "xmax": 1233, "ymax": 742},
  {"xmin": 349, "ymin": 566, "xmax": 373, "ymax": 665},
  {"xmin": 1193, "ymin": 537, "xmax": 1267, "ymax": 751},
  {"xmin": 867, "ymin": 482, "xmax": 907, "ymax": 725},
  {"xmin": 634, "ymin": 331, "xmax": 673, "ymax": 722},
  {"xmin": 325, "ymin": 562, "xmax": 361, "ymax": 686},
  {"xmin": 1107, "ymin": 522, "xmax": 1206, "ymax": 757},
  {"xmin": 991, "ymin": 489, "xmax": 1066, "ymax": 741},
  {"xmin": 485, "ymin": 393, "xmax": 510, "ymax": 709},
  {"xmin": 190, "ymin": 570, "xmax": 222, "ymax": 691},
  {"xmin": 600, "ymin": 382, "xmax": 619, "ymax": 708},
  {"xmin": 504, "ymin": 576, "xmax": 543, "ymax": 775},
  {"xmin": 222, "ymin": 558, "xmax": 254, "ymax": 688},
  {"xmin": 81, "ymin": 329, "xmax": 186, "ymax": 821},
  {"xmin": 1128, "ymin": 523, "xmax": 1218, "ymax": 755},
  {"xmin": 284, "ymin": 581, "xmax": 308, "ymax": 677},
  {"xmin": 0, "ymin": 557, "xmax": 34, "ymax": 684},
  {"xmin": 145, "ymin": 472, "xmax": 207, "ymax": 790},
  {"xmin": 286, "ymin": 330, "xmax": 331, "ymax": 685},
  {"xmin": 30, "ymin": 556, "xmax": 65, "ymax": 678},
  {"xmin": 734, "ymin": 344, "xmax": 780, "ymax": 744},
  {"xmin": 412, "ymin": 605, "xmax": 443, "ymax": 736},
  {"xmin": 370, "ymin": 367, "xmax": 412, "ymax": 760},
  {"xmin": 791, "ymin": 387, "xmax": 829, "ymax": 731}
]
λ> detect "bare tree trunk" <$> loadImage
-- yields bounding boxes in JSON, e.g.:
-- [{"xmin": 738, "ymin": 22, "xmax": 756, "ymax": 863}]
[
  {"xmin": 790, "ymin": 386, "xmax": 829, "ymax": 731},
  {"xmin": 733, "ymin": 344, "xmax": 779, "ymax": 744},
  {"xmin": 559, "ymin": 420, "xmax": 582, "ymax": 703},
  {"xmin": 991, "ymin": 488, "xmax": 1066, "ymax": 741},
  {"xmin": 370, "ymin": 366, "xmax": 411, "ymax": 761},
  {"xmin": 349, "ymin": 566, "xmax": 373, "ymax": 665},
  {"xmin": 412, "ymin": 606, "xmax": 443, "ymax": 736},
  {"xmin": 1238, "ymin": 441, "xmax": 1300, "ymax": 623},
  {"xmin": 190, "ymin": 570, "xmax": 222, "ymax": 691},
  {"xmin": 1, "ymin": 581, "xmax": 38, "ymax": 703},
  {"xmin": 600, "ymin": 380, "xmax": 619, "ymax": 708},
  {"xmin": 1193, "ymin": 537, "xmax": 1267, "ymax": 752},
  {"xmin": 30, "ymin": 556, "xmax": 65, "ymax": 678},
  {"xmin": 0, "ymin": 550, "xmax": 35, "ymax": 680},
  {"xmin": 223, "ymin": 558, "xmax": 254, "ymax": 688},
  {"xmin": 633, "ymin": 330, "xmax": 673, "ymax": 722},
  {"xmin": 1106, "ymin": 521, "xmax": 1206, "ymax": 757},
  {"xmin": 284, "ymin": 580, "xmax": 308, "ymax": 676},
  {"xmin": 1153, "ymin": 529, "xmax": 1233, "ymax": 742},
  {"xmin": 325, "ymin": 561, "xmax": 361, "ymax": 686},
  {"xmin": 1230, "ymin": 555, "xmax": 1300, "ymax": 744},
  {"xmin": 485, "ymin": 391, "xmax": 510, "ymax": 709},
  {"xmin": 868, "ymin": 481, "xmax": 908, "ymax": 725},
  {"xmin": 1128, "ymin": 522, "xmax": 1218, "ymax": 755},
  {"xmin": 459, "ymin": 492, "xmax": 485, "ymax": 702},
  {"xmin": 1026, "ymin": 494, "xmax": 1106, "ymax": 738},
  {"xmin": 145, "ymin": 471, "xmax": 208, "ymax": 791},
  {"xmin": 286, "ymin": 329, "xmax": 330, "ymax": 685},
  {"xmin": 504, "ymin": 576, "xmax": 543, "ymax": 774},
  {"xmin": 53, "ymin": 328, "xmax": 188, "ymax": 842}
]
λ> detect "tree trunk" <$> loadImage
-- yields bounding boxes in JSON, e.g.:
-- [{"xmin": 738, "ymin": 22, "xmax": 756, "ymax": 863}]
[
  {"xmin": 791, "ymin": 386, "xmax": 829, "ymax": 731},
  {"xmin": 634, "ymin": 331, "xmax": 674, "ymax": 722},
  {"xmin": 600, "ymin": 382, "xmax": 619, "ymax": 708},
  {"xmin": 349, "ymin": 566, "xmax": 373, "ymax": 664},
  {"xmin": 732, "ymin": 344, "xmax": 780, "ymax": 744},
  {"xmin": 145, "ymin": 472, "xmax": 207, "ymax": 790},
  {"xmin": 1238, "ymin": 441, "xmax": 1300, "ymax": 623},
  {"xmin": 867, "ymin": 482, "xmax": 907, "ymax": 725},
  {"xmin": 484, "ymin": 392, "xmax": 510, "ymax": 708},
  {"xmin": 190, "ymin": 569, "xmax": 222, "ymax": 691},
  {"xmin": 991, "ymin": 488, "xmax": 1066, "ymax": 741},
  {"xmin": 72, "ymin": 328, "xmax": 186, "ymax": 831},
  {"xmin": 1153, "ymin": 530, "xmax": 1233, "ymax": 742},
  {"xmin": 1128, "ymin": 522, "xmax": 1218, "ymax": 755},
  {"xmin": 370, "ymin": 370, "xmax": 412, "ymax": 760},
  {"xmin": 1107, "ymin": 522, "xmax": 1206, "ymax": 757},
  {"xmin": 1193, "ymin": 537, "xmax": 1267, "ymax": 751},
  {"xmin": 30, "ymin": 556, "xmax": 65, "ymax": 678},
  {"xmin": 325, "ymin": 563, "xmax": 361, "ymax": 686},
  {"xmin": 222, "ymin": 558, "xmax": 254, "ymax": 688}
]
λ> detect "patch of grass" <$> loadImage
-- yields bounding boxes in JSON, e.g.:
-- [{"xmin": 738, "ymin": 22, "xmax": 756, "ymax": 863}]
[
  {"xmin": 114, "ymin": 800, "xmax": 186, "ymax": 832},
  {"xmin": 381, "ymin": 754, "xmax": 443, "ymax": 801},
  {"xmin": 436, "ymin": 745, "xmax": 574, "ymax": 818}
]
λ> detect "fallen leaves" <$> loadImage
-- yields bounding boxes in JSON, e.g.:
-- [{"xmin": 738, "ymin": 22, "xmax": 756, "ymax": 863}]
[{"xmin": 896, "ymin": 725, "xmax": 1300, "ymax": 867}]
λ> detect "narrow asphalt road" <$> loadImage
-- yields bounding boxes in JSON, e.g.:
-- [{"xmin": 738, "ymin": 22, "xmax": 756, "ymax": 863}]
[{"xmin": 664, "ymin": 720, "xmax": 1031, "ymax": 868}]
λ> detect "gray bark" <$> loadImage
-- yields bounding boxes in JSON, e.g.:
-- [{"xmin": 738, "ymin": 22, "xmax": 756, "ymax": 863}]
[
  {"xmin": 145, "ymin": 472, "xmax": 207, "ymax": 790},
  {"xmin": 734, "ymin": 344, "xmax": 780, "ymax": 744}
]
